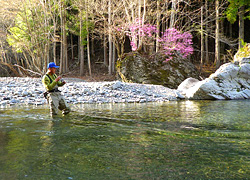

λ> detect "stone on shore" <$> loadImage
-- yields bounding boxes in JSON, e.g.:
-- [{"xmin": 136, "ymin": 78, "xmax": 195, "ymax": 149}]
[
  {"xmin": 0, "ymin": 77, "xmax": 180, "ymax": 106},
  {"xmin": 119, "ymin": 52, "xmax": 200, "ymax": 89},
  {"xmin": 177, "ymin": 53, "xmax": 250, "ymax": 100}
]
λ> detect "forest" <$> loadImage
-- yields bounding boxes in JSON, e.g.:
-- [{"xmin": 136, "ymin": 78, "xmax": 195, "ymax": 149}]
[{"xmin": 0, "ymin": 0, "xmax": 249, "ymax": 78}]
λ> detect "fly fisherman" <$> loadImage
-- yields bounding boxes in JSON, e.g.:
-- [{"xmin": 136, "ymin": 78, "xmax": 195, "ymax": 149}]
[{"xmin": 42, "ymin": 62, "xmax": 70, "ymax": 116}]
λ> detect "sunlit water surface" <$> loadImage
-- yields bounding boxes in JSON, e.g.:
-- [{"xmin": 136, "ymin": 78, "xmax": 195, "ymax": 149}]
[{"xmin": 0, "ymin": 100, "xmax": 249, "ymax": 180}]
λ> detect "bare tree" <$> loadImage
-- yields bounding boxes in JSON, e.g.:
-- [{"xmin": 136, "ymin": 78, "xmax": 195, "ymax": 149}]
[
  {"xmin": 200, "ymin": 5, "xmax": 204, "ymax": 71},
  {"xmin": 79, "ymin": 0, "xmax": 85, "ymax": 76},
  {"xmin": 205, "ymin": 0, "xmax": 209, "ymax": 64},
  {"xmin": 215, "ymin": 0, "xmax": 220, "ymax": 69},
  {"xmin": 170, "ymin": 0, "xmax": 177, "ymax": 28},
  {"xmin": 108, "ymin": 0, "xmax": 112, "ymax": 75},
  {"xmin": 156, "ymin": 0, "xmax": 160, "ymax": 52},
  {"xmin": 238, "ymin": 5, "xmax": 244, "ymax": 49},
  {"xmin": 86, "ymin": 0, "xmax": 92, "ymax": 76}
]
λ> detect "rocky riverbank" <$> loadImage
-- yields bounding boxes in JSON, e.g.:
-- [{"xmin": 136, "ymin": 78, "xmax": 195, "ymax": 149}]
[
  {"xmin": 0, "ymin": 77, "xmax": 181, "ymax": 106},
  {"xmin": 2, "ymin": 48, "xmax": 249, "ymax": 106}
]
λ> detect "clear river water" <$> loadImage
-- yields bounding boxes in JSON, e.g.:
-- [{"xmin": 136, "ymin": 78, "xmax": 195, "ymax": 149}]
[{"xmin": 0, "ymin": 100, "xmax": 249, "ymax": 180}]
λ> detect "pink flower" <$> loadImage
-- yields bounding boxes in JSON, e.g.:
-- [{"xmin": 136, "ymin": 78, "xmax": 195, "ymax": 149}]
[
  {"xmin": 130, "ymin": 41, "xmax": 137, "ymax": 51},
  {"xmin": 115, "ymin": 19, "xmax": 193, "ymax": 59},
  {"xmin": 158, "ymin": 28, "xmax": 193, "ymax": 60}
]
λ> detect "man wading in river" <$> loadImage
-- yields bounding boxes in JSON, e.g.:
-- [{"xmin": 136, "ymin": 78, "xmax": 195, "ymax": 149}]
[{"xmin": 42, "ymin": 62, "xmax": 70, "ymax": 116}]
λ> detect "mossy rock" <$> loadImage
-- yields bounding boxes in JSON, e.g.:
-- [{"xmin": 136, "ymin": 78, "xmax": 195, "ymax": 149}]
[{"xmin": 119, "ymin": 52, "xmax": 200, "ymax": 89}]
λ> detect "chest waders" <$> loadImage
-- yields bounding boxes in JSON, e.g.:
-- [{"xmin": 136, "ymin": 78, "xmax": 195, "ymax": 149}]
[
  {"xmin": 42, "ymin": 73, "xmax": 71, "ymax": 116},
  {"xmin": 43, "ymin": 74, "xmax": 57, "ymax": 99}
]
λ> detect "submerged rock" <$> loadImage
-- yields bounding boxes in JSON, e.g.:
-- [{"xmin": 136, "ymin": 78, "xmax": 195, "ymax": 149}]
[{"xmin": 178, "ymin": 50, "xmax": 250, "ymax": 100}]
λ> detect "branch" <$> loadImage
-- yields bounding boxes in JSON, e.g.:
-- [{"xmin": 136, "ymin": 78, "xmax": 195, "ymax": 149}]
[
  {"xmin": 0, "ymin": 62, "xmax": 21, "ymax": 76},
  {"xmin": 13, "ymin": 64, "xmax": 42, "ymax": 77}
]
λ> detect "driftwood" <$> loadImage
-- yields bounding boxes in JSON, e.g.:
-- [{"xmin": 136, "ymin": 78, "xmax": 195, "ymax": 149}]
[
  {"xmin": 13, "ymin": 64, "xmax": 42, "ymax": 77},
  {"xmin": 0, "ymin": 62, "xmax": 41, "ymax": 77},
  {"xmin": 0, "ymin": 62, "xmax": 21, "ymax": 77}
]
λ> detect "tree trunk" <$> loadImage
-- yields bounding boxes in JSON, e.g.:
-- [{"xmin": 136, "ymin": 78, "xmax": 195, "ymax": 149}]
[
  {"xmin": 86, "ymin": 0, "xmax": 91, "ymax": 76},
  {"xmin": 205, "ymin": 0, "xmax": 209, "ymax": 65},
  {"xmin": 156, "ymin": 0, "xmax": 160, "ymax": 52},
  {"xmin": 44, "ymin": 0, "xmax": 50, "ymax": 71},
  {"xmin": 215, "ymin": 0, "xmax": 220, "ymax": 69},
  {"xmin": 200, "ymin": 5, "xmax": 204, "ymax": 71},
  {"xmin": 220, "ymin": 20, "xmax": 225, "ymax": 63},
  {"xmin": 108, "ymin": 0, "xmax": 112, "ymax": 75},
  {"xmin": 91, "ymin": 16, "xmax": 95, "ymax": 57},
  {"xmin": 79, "ymin": 38, "xmax": 85, "ymax": 76},
  {"xmin": 104, "ymin": 35, "xmax": 108, "ymax": 66},
  {"xmin": 63, "ymin": 10, "xmax": 68, "ymax": 73},
  {"xmin": 60, "ymin": 0, "xmax": 63, "ymax": 74},
  {"xmin": 229, "ymin": 23, "xmax": 232, "ymax": 38},
  {"xmin": 87, "ymin": 33, "xmax": 91, "ymax": 76},
  {"xmin": 239, "ymin": 5, "xmax": 244, "ymax": 49},
  {"xmin": 47, "ymin": 44, "xmax": 50, "ymax": 68},
  {"xmin": 165, "ymin": 1, "xmax": 170, "ymax": 29},
  {"xmin": 141, "ymin": 0, "xmax": 146, "ymax": 50},
  {"xmin": 79, "ymin": 7, "xmax": 85, "ymax": 76},
  {"xmin": 112, "ymin": 42, "xmax": 115, "ymax": 73},
  {"xmin": 138, "ymin": 0, "xmax": 141, "ymax": 48},
  {"xmin": 71, "ymin": 34, "xmax": 74, "ymax": 61},
  {"xmin": 53, "ymin": 36, "xmax": 57, "ymax": 64},
  {"xmin": 108, "ymin": 36, "xmax": 112, "ymax": 74},
  {"xmin": 52, "ymin": 0, "xmax": 57, "ymax": 64},
  {"xmin": 59, "ymin": 0, "xmax": 68, "ymax": 74},
  {"xmin": 170, "ymin": 0, "xmax": 176, "ymax": 28}
]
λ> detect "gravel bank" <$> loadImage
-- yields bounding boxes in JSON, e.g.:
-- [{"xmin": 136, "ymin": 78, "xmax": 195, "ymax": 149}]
[{"xmin": 0, "ymin": 77, "xmax": 181, "ymax": 106}]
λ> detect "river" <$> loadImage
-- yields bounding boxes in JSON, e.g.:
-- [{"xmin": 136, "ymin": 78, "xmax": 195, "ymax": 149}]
[{"xmin": 0, "ymin": 100, "xmax": 249, "ymax": 179}]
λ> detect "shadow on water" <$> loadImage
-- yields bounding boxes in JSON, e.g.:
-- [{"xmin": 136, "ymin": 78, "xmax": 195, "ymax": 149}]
[{"xmin": 0, "ymin": 100, "xmax": 249, "ymax": 180}]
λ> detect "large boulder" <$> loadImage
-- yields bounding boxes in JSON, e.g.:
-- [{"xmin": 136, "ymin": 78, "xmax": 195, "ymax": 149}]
[
  {"xmin": 177, "ymin": 45, "xmax": 250, "ymax": 100},
  {"xmin": 119, "ymin": 52, "xmax": 200, "ymax": 89}
]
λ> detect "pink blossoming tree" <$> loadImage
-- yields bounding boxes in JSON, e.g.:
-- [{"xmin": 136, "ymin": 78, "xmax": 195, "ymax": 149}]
[
  {"xmin": 158, "ymin": 28, "xmax": 194, "ymax": 61},
  {"xmin": 118, "ymin": 20, "xmax": 193, "ymax": 62},
  {"xmin": 129, "ymin": 19, "xmax": 157, "ymax": 51}
]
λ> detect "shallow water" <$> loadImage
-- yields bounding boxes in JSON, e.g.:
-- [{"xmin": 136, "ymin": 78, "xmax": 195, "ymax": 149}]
[{"xmin": 0, "ymin": 100, "xmax": 249, "ymax": 180}]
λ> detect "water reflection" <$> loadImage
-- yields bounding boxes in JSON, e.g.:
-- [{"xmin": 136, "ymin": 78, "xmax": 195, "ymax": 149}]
[{"xmin": 0, "ymin": 100, "xmax": 249, "ymax": 179}]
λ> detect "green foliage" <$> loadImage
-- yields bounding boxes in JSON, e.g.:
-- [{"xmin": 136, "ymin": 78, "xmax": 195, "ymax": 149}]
[
  {"xmin": 70, "ymin": 1, "xmax": 95, "ymax": 46},
  {"xmin": 240, "ymin": 39, "xmax": 247, "ymax": 47},
  {"xmin": 76, "ymin": 20, "xmax": 94, "ymax": 46},
  {"xmin": 226, "ymin": 1, "xmax": 238, "ymax": 23},
  {"xmin": 7, "ymin": 14, "xmax": 30, "ymax": 53},
  {"xmin": 237, "ymin": 42, "xmax": 250, "ymax": 57},
  {"xmin": 7, "ymin": 6, "xmax": 53, "ymax": 57},
  {"xmin": 226, "ymin": 0, "xmax": 250, "ymax": 24}
]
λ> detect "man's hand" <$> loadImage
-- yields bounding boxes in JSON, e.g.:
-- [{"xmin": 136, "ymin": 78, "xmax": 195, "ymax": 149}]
[{"xmin": 55, "ymin": 76, "xmax": 62, "ymax": 82}]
